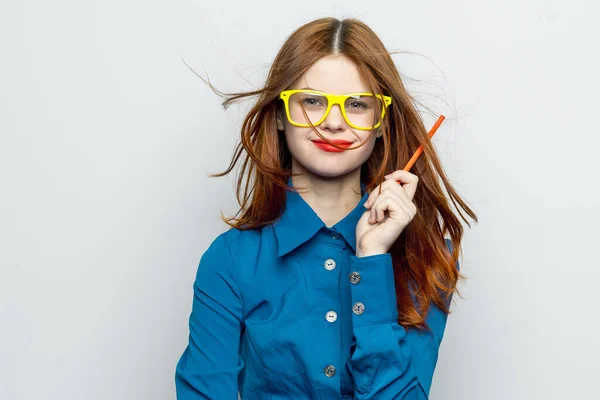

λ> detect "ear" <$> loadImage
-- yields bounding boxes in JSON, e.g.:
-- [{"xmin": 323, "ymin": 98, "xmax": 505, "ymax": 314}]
[
  {"xmin": 276, "ymin": 109, "xmax": 285, "ymax": 131},
  {"xmin": 375, "ymin": 127, "xmax": 383, "ymax": 138}
]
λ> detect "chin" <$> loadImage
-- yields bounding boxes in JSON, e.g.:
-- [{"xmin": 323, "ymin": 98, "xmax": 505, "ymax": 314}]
[
  {"xmin": 301, "ymin": 160, "xmax": 362, "ymax": 179},
  {"xmin": 310, "ymin": 169, "xmax": 353, "ymax": 179}
]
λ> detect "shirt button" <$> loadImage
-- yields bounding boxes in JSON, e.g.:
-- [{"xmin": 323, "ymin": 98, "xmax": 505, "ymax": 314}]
[
  {"xmin": 349, "ymin": 271, "xmax": 361, "ymax": 284},
  {"xmin": 331, "ymin": 231, "xmax": 340, "ymax": 239},
  {"xmin": 324, "ymin": 258, "xmax": 336, "ymax": 271},
  {"xmin": 325, "ymin": 310, "xmax": 337, "ymax": 322},
  {"xmin": 324, "ymin": 365, "xmax": 336, "ymax": 377},
  {"xmin": 352, "ymin": 302, "xmax": 365, "ymax": 315}
]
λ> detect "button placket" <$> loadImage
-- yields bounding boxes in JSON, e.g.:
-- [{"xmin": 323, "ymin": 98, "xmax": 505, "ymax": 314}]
[
  {"xmin": 352, "ymin": 302, "xmax": 365, "ymax": 315},
  {"xmin": 324, "ymin": 365, "xmax": 336, "ymax": 377},
  {"xmin": 320, "ymin": 250, "xmax": 341, "ymax": 381},
  {"xmin": 350, "ymin": 270, "xmax": 365, "ymax": 315}
]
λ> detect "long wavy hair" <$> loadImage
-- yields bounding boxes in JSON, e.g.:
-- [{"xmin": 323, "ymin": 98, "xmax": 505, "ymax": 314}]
[{"xmin": 188, "ymin": 17, "xmax": 478, "ymax": 330}]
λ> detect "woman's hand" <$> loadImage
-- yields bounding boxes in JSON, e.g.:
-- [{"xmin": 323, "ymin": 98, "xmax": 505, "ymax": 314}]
[{"xmin": 355, "ymin": 170, "xmax": 419, "ymax": 257}]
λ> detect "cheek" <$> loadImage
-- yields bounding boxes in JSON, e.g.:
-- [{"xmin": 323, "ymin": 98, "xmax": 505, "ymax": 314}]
[
  {"xmin": 355, "ymin": 137, "xmax": 377, "ymax": 162},
  {"xmin": 283, "ymin": 125, "xmax": 308, "ymax": 148}
]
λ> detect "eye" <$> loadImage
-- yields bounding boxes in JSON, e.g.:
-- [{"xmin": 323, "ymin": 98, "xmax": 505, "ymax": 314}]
[
  {"xmin": 347, "ymin": 101, "xmax": 369, "ymax": 109},
  {"xmin": 301, "ymin": 97, "xmax": 325, "ymax": 107}
]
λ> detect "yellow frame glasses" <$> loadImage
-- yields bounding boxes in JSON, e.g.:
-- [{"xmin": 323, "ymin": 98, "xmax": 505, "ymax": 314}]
[{"xmin": 279, "ymin": 89, "xmax": 392, "ymax": 131}]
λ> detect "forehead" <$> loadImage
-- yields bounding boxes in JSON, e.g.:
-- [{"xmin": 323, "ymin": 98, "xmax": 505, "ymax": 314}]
[{"xmin": 293, "ymin": 55, "xmax": 370, "ymax": 94}]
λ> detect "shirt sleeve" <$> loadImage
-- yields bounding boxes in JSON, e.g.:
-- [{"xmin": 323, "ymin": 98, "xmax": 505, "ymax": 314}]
[
  {"xmin": 348, "ymin": 239, "xmax": 459, "ymax": 400},
  {"xmin": 175, "ymin": 234, "xmax": 244, "ymax": 400}
]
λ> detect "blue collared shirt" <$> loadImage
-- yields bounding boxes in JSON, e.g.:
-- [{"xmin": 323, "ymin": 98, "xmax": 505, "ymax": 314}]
[{"xmin": 175, "ymin": 181, "xmax": 458, "ymax": 399}]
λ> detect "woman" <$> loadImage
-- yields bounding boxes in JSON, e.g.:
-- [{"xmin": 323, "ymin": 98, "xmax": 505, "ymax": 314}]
[{"xmin": 175, "ymin": 17, "xmax": 477, "ymax": 399}]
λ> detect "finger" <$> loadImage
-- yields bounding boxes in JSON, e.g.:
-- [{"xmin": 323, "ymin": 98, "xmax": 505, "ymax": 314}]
[
  {"xmin": 369, "ymin": 187, "xmax": 395, "ymax": 222},
  {"xmin": 382, "ymin": 176, "xmax": 414, "ymax": 207},
  {"xmin": 369, "ymin": 184, "xmax": 407, "ymax": 222},
  {"xmin": 371, "ymin": 195, "xmax": 413, "ymax": 224},
  {"xmin": 371, "ymin": 193, "xmax": 413, "ymax": 223},
  {"xmin": 384, "ymin": 170, "xmax": 419, "ymax": 201},
  {"xmin": 365, "ymin": 170, "xmax": 419, "ymax": 208},
  {"xmin": 365, "ymin": 184, "xmax": 383, "ymax": 209}
]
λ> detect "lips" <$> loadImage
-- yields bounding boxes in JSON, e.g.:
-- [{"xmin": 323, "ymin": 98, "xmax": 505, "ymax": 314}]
[{"xmin": 311, "ymin": 139, "xmax": 353, "ymax": 153}]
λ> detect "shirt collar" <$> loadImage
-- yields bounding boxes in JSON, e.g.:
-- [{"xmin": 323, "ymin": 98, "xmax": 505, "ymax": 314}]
[{"xmin": 273, "ymin": 178, "xmax": 369, "ymax": 257}]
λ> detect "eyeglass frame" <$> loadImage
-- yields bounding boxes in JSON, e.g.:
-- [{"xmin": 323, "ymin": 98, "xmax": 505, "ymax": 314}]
[{"xmin": 279, "ymin": 89, "xmax": 392, "ymax": 131}]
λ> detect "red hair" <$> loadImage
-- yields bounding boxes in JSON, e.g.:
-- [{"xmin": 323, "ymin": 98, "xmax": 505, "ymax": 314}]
[{"xmin": 189, "ymin": 17, "xmax": 478, "ymax": 330}]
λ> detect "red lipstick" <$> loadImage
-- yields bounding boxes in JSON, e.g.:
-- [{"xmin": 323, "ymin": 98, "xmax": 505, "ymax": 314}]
[{"xmin": 311, "ymin": 139, "xmax": 353, "ymax": 153}]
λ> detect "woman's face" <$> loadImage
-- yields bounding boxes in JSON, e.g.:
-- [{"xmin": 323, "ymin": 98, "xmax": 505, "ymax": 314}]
[{"xmin": 276, "ymin": 54, "xmax": 382, "ymax": 179}]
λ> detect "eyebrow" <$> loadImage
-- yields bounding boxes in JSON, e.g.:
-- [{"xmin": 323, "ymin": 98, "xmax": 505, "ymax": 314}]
[{"xmin": 299, "ymin": 87, "xmax": 369, "ymax": 93}]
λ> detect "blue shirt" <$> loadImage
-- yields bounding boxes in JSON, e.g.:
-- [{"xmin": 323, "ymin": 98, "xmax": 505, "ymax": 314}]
[{"xmin": 175, "ymin": 180, "xmax": 458, "ymax": 399}]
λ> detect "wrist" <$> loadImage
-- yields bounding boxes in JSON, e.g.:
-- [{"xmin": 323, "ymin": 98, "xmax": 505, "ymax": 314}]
[{"xmin": 355, "ymin": 247, "xmax": 387, "ymax": 257}]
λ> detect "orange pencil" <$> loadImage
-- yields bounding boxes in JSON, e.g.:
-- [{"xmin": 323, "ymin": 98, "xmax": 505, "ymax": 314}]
[{"xmin": 397, "ymin": 115, "xmax": 445, "ymax": 184}]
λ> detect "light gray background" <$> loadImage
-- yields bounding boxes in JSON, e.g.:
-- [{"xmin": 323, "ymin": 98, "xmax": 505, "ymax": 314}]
[{"xmin": 1, "ymin": 1, "xmax": 598, "ymax": 399}]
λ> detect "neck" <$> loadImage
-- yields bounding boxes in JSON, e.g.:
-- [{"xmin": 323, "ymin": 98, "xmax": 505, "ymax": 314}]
[{"xmin": 291, "ymin": 165, "xmax": 363, "ymax": 228}]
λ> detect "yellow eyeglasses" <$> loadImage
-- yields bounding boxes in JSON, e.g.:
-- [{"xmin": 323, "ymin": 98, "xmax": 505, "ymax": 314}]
[{"xmin": 279, "ymin": 89, "xmax": 392, "ymax": 131}]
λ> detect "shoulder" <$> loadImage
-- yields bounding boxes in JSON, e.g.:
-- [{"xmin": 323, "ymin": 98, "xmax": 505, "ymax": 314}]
[
  {"xmin": 195, "ymin": 226, "xmax": 272, "ymax": 304},
  {"xmin": 216, "ymin": 227, "xmax": 265, "ymax": 259},
  {"xmin": 199, "ymin": 226, "xmax": 269, "ymax": 275},
  {"xmin": 444, "ymin": 237, "xmax": 452, "ymax": 250},
  {"xmin": 444, "ymin": 237, "xmax": 460, "ymax": 272},
  {"xmin": 194, "ymin": 227, "xmax": 261, "ymax": 280}
]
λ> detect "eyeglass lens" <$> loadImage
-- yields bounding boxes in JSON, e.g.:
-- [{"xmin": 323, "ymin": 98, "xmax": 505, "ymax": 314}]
[{"xmin": 288, "ymin": 92, "xmax": 382, "ymax": 129}]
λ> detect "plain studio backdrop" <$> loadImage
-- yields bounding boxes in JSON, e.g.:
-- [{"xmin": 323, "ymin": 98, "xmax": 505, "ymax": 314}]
[{"xmin": 1, "ymin": 1, "xmax": 598, "ymax": 399}]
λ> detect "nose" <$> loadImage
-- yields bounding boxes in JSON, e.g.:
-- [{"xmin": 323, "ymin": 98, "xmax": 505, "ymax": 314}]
[{"xmin": 319, "ymin": 104, "xmax": 347, "ymax": 132}]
